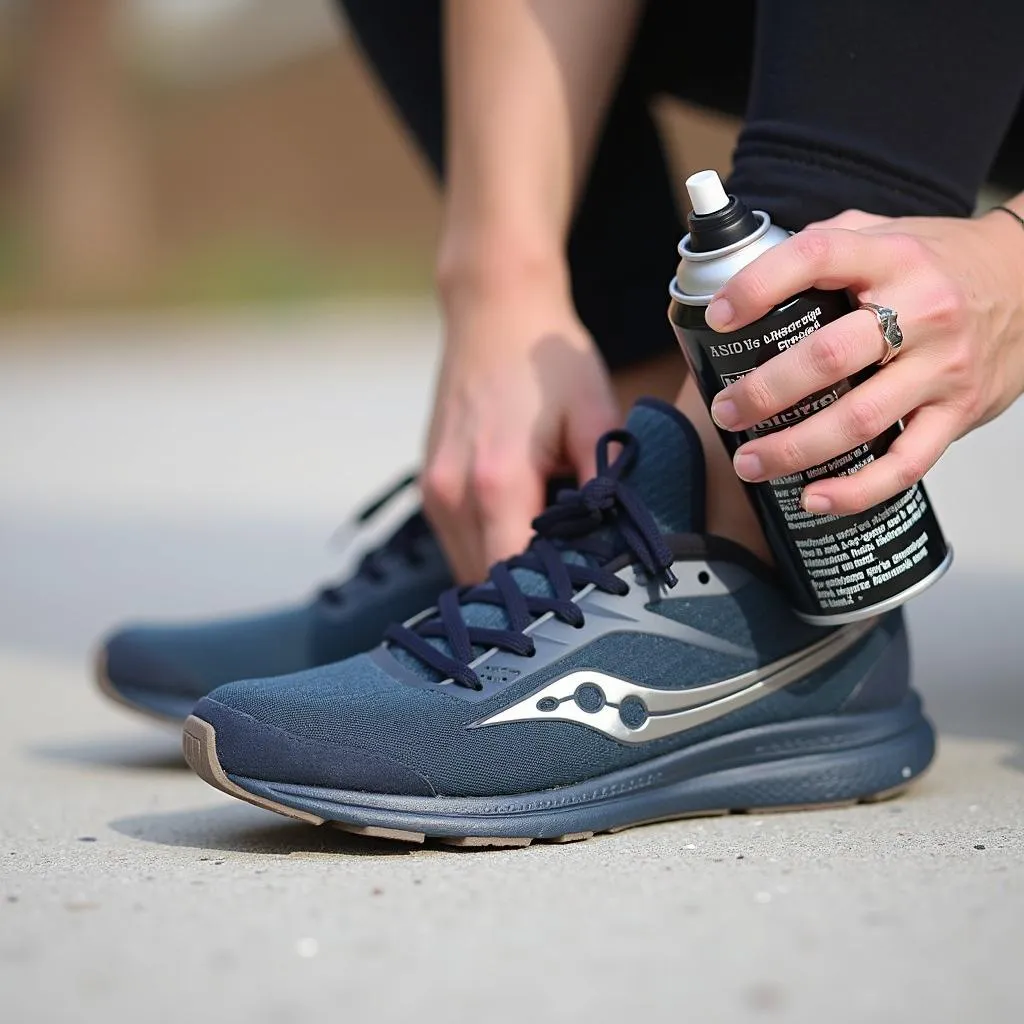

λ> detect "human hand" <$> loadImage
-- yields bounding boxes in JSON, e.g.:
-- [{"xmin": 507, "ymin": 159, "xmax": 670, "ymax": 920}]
[
  {"xmin": 422, "ymin": 259, "xmax": 618, "ymax": 582},
  {"xmin": 705, "ymin": 206, "xmax": 1024, "ymax": 515}
]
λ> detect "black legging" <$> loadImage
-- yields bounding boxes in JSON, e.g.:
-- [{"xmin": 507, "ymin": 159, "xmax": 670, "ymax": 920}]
[{"xmin": 337, "ymin": 0, "xmax": 1024, "ymax": 372}]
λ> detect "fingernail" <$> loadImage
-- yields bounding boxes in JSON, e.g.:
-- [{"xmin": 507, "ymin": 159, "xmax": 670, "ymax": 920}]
[
  {"xmin": 705, "ymin": 298, "xmax": 735, "ymax": 330},
  {"xmin": 734, "ymin": 452, "xmax": 763, "ymax": 482},
  {"xmin": 802, "ymin": 493, "xmax": 832, "ymax": 514},
  {"xmin": 711, "ymin": 396, "xmax": 739, "ymax": 429}
]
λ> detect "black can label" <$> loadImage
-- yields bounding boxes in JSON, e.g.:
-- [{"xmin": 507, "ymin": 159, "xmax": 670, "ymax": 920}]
[{"xmin": 669, "ymin": 289, "xmax": 950, "ymax": 622}]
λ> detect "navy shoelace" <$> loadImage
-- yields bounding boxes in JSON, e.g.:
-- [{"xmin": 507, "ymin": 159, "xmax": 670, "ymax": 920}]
[
  {"xmin": 385, "ymin": 430, "xmax": 677, "ymax": 690},
  {"xmin": 321, "ymin": 473, "xmax": 430, "ymax": 604}
]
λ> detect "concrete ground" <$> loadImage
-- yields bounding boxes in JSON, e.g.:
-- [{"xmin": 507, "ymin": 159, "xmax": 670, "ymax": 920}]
[{"xmin": 1, "ymin": 306, "xmax": 1022, "ymax": 1024}]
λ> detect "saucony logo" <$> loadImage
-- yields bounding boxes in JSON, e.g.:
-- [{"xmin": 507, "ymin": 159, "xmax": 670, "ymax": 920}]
[{"xmin": 471, "ymin": 619, "xmax": 875, "ymax": 745}]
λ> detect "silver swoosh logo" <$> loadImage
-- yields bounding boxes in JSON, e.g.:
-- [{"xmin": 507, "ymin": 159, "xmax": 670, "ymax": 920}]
[{"xmin": 471, "ymin": 619, "xmax": 876, "ymax": 744}]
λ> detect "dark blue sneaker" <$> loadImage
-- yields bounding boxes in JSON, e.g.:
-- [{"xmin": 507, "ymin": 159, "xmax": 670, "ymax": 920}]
[
  {"xmin": 97, "ymin": 476, "xmax": 452, "ymax": 723},
  {"xmin": 184, "ymin": 400, "xmax": 935, "ymax": 845}
]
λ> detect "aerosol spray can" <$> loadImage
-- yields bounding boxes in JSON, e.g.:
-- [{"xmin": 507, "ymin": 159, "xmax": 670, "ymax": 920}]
[{"xmin": 667, "ymin": 170, "xmax": 952, "ymax": 625}]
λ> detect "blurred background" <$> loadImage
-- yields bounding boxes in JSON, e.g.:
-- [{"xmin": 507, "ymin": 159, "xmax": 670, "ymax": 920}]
[
  {"xmin": 5, "ymin": 0, "xmax": 439, "ymax": 307},
  {"xmin": 3, "ymin": 0, "xmax": 737, "ymax": 311}
]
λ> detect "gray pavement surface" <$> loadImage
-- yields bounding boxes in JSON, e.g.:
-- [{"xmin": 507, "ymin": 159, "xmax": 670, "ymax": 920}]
[{"xmin": 1, "ymin": 306, "xmax": 1022, "ymax": 1024}]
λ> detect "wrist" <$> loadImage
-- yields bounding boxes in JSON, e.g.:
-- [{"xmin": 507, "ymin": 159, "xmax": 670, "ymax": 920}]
[
  {"xmin": 981, "ymin": 202, "xmax": 1024, "ymax": 274},
  {"xmin": 436, "ymin": 225, "xmax": 570, "ymax": 306}
]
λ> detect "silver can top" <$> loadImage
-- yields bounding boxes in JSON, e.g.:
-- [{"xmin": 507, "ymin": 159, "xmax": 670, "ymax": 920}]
[{"xmin": 669, "ymin": 170, "xmax": 790, "ymax": 305}]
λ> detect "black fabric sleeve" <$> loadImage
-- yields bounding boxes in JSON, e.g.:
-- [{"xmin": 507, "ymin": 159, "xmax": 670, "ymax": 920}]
[{"xmin": 728, "ymin": 0, "xmax": 1024, "ymax": 229}]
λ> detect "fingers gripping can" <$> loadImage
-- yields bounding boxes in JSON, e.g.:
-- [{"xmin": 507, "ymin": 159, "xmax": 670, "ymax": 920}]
[{"xmin": 667, "ymin": 170, "xmax": 952, "ymax": 625}]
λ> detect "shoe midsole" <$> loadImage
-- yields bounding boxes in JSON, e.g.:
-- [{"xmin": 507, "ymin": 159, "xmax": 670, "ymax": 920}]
[{"xmin": 225, "ymin": 696, "xmax": 934, "ymax": 838}]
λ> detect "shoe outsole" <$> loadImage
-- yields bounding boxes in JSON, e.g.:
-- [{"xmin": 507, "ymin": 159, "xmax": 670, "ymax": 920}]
[
  {"xmin": 94, "ymin": 649, "xmax": 187, "ymax": 727},
  {"xmin": 182, "ymin": 714, "xmax": 918, "ymax": 849}
]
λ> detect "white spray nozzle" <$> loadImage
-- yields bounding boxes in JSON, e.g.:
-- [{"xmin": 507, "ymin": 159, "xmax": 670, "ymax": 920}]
[{"xmin": 686, "ymin": 169, "xmax": 730, "ymax": 216}]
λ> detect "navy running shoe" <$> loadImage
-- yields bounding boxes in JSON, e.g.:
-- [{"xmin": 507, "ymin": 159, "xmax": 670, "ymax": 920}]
[
  {"xmin": 97, "ymin": 476, "xmax": 452, "ymax": 723},
  {"xmin": 183, "ymin": 399, "xmax": 935, "ymax": 845}
]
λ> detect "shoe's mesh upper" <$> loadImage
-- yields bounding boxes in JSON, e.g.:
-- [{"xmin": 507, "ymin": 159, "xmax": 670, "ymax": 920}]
[
  {"xmin": 619, "ymin": 400, "xmax": 706, "ymax": 536},
  {"xmin": 311, "ymin": 543, "xmax": 451, "ymax": 666},
  {"xmin": 105, "ymin": 605, "xmax": 314, "ymax": 701},
  {"xmin": 103, "ymin": 518, "xmax": 451, "ymax": 702},
  {"xmin": 197, "ymin": 400, "xmax": 910, "ymax": 798},
  {"xmin": 203, "ymin": 586, "xmax": 906, "ymax": 796},
  {"xmin": 646, "ymin": 576, "xmax": 826, "ymax": 664}
]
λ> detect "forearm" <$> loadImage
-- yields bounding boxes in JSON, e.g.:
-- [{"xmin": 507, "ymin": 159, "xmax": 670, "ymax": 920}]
[{"xmin": 439, "ymin": 0, "xmax": 642, "ymax": 285}]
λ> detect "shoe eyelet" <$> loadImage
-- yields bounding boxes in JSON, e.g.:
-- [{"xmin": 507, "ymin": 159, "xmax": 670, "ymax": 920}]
[{"xmin": 698, "ymin": 571, "xmax": 710, "ymax": 585}]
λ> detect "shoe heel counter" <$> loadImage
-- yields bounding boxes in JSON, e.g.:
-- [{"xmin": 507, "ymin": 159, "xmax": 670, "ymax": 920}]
[{"xmin": 840, "ymin": 610, "xmax": 911, "ymax": 713}]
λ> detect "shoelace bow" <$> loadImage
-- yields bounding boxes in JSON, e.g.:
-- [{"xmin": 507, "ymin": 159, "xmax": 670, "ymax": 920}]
[
  {"xmin": 321, "ymin": 473, "xmax": 429, "ymax": 603},
  {"xmin": 385, "ymin": 430, "xmax": 677, "ymax": 689}
]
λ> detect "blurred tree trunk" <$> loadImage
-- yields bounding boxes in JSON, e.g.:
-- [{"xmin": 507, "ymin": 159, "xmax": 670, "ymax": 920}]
[{"xmin": 24, "ymin": 0, "xmax": 151, "ymax": 295}]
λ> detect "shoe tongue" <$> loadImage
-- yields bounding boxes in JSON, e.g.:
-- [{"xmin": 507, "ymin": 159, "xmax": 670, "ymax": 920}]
[
  {"xmin": 390, "ymin": 398, "xmax": 706, "ymax": 682},
  {"xmin": 618, "ymin": 398, "xmax": 706, "ymax": 535}
]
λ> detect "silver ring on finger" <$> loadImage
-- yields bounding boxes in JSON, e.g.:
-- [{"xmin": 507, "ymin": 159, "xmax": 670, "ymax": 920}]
[{"xmin": 859, "ymin": 302, "xmax": 904, "ymax": 366}]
